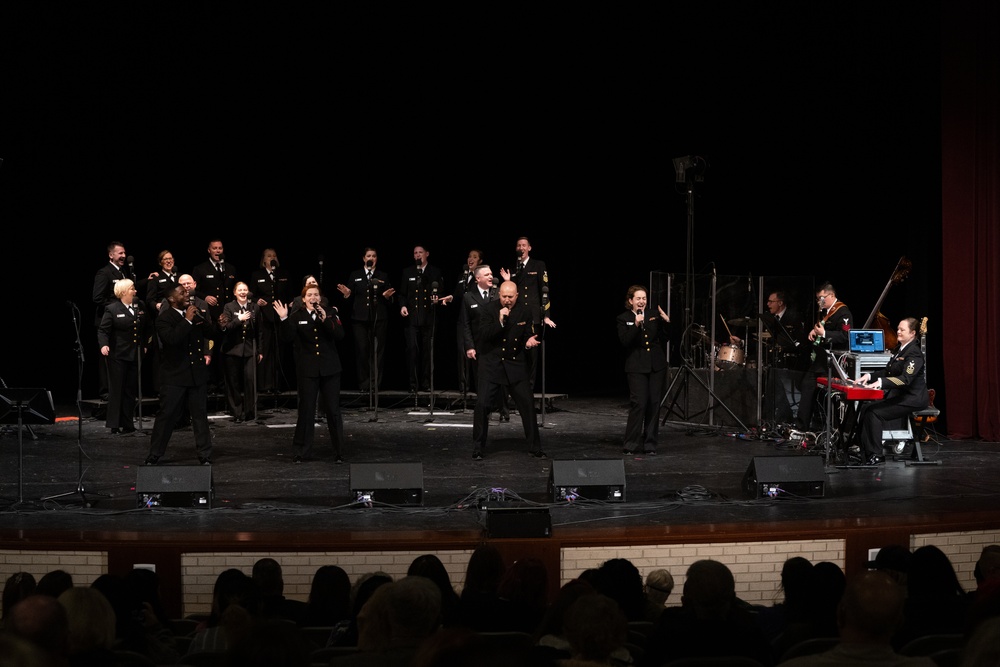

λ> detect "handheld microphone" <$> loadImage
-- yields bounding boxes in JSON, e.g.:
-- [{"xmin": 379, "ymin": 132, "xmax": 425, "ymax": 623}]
[
  {"xmin": 431, "ymin": 281, "xmax": 439, "ymax": 295},
  {"xmin": 126, "ymin": 255, "xmax": 135, "ymax": 278},
  {"xmin": 365, "ymin": 259, "xmax": 374, "ymax": 269},
  {"xmin": 541, "ymin": 285, "xmax": 549, "ymax": 306},
  {"xmin": 270, "ymin": 259, "xmax": 277, "ymax": 269},
  {"xmin": 637, "ymin": 308, "xmax": 643, "ymax": 325},
  {"xmin": 218, "ymin": 253, "xmax": 225, "ymax": 271}
]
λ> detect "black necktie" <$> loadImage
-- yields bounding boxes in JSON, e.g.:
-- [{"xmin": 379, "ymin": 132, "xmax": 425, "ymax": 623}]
[
  {"xmin": 367, "ymin": 271, "xmax": 373, "ymax": 280},
  {"xmin": 128, "ymin": 306, "xmax": 134, "ymax": 316},
  {"xmin": 482, "ymin": 290, "xmax": 488, "ymax": 300},
  {"xmin": 517, "ymin": 261, "xmax": 524, "ymax": 272}
]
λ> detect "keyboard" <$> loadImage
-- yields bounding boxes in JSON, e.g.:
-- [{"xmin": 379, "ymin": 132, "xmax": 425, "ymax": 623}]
[{"xmin": 816, "ymin": 376, "xmax": 884, "ymax": 401}]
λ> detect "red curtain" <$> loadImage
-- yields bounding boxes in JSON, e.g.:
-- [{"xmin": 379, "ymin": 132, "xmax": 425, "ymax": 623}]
[{"xmin": 942, "ymin": 1, "xmax": 1000, "ymax": 440}]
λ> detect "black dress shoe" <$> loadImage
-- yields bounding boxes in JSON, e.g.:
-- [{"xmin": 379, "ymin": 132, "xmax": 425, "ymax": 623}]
[
  {"xmin": 472, "ymin": 450, "xmax": 483, "ymax": 461},
  {"xmin": 865, "ymin": 455, "xmax": 885, "ymax": 465},
  {"xmin": 199, "ymin": 457, "xmax": 212, "ymax": 466},
  {"xmin": 622, "ymin": 448, "xmax": 634, "ymax": 456},
  {"xmin": 293, "ymin": 455, "xmax": 302, "ymax": 464},
  {"xmin": 335, "ymin": 455, "xmax": 344, "ymax": 465},
  {"xmin": 499, "ymin": 411, "xmax": 510, "ymax": 422},
  {"xmin": 110, "ymin": 428, "xmax": 121, "ymax": 434},
  {"xmin": 528, "ymin": 450, "xmax": 548, "ymax": 459},
  {"xmin": 121, "ymin": 425, "xmax": 136, "ymax": 433},
  {"xmin": 143, "ymin": 455, "xmax": 160, "ymax": 465},
  {"xmin": 644, "ymin": 449, "xmax": 657, "ymax": 456},
  {"xmin": 234, "ymin": 417, "xmax": 243, "ymax": 424}
]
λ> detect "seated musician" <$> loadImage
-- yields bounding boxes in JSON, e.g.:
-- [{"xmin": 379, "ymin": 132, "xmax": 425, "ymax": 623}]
[{"xmin": 849, "ymin": 317, "xmax": 929, "ymax": 465}]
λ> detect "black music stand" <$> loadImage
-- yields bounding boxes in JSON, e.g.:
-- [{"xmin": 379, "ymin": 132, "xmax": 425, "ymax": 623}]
[{"xmin": 0, "ymin": 388, "xmax": 55, "ymax": 507}]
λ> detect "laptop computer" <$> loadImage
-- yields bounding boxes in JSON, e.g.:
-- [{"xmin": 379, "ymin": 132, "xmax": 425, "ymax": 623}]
[{"xmin": 848, "ymin": 329, "xmax": 886, "ymax": 354}]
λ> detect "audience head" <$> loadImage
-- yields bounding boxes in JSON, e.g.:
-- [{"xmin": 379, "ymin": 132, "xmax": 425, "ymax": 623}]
[
  {"xmin": 563, "ymin": 592, "xmax": 628, "ymax": 663},
  {"xmin": 5, "ymin": 593, "xmax": 70, "ymax": 660},
  {"xmin": 907, "ymin": 544, "xmax": 965, "ymax": 601},
  {"xmin": 58, "ymin": 586, "xmax": 117, "ymax": 657},
  {"xmin": 591, "ymin": 557, "xmax": 646, "ymax": 621},
  {"xmin": 252, "ymin": 557, "xmax": 285, "ymax": 597},
  {"xmin": 124, "ymin": 567, "xmax": 170, "ymax": 627},
  {"xmin": 307, "ymin": 565, "xmax": 351, "ymax": 624},
  {"xmin": 462, "ymin": 544, "xmax": 506, "ymax": 596},
  {"xmin": 2, "ymin": 572, "xmax": 37, "ymax": 621},
  {"xmin": 778, "ymin": 556, "xmax": 815, "ymax": 610},
  {"xmin": 534, "ymin": 578, "xmax": 596, "ymax": 641},
  {"xmin": 974, "ymin": 544, "xmax": 1000, "ymax": 585},
  {"xmin": 498, "ymin": 558, "xmax": 549, "ymax": 609},
  {"xmin": 837, "ymin": 569, "xmax": 906, "ymax": 644},
  {"xmin": 384, "ymin": 576, "xmax": 442, "ymax": 643},
  {"xmin": 681, "ymin": 559, "xmax": 736, "ymax": 620},
  {"xmin": 644, "ymin": 568, "xmax": 675, "ymax": 608},
  {"xmin": 35, "ymin": 570, "xmax": 74, "ymax": 599},
  {"xmin": 868, "ymin": 544, "xmax": 911, "ymax": 584}
]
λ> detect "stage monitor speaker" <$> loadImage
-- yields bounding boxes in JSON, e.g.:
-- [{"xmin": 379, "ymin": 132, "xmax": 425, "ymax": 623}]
[
  {"xmin": 350, "ymin": 462, "xmax": 423, "ymax": 506},
  {"xmin": 136, "ymin": 465, "xmax": 214, "ymax": 509},
  {"xmin": 486, "ymin": 503, "xmax": 552, "ymax": 538},
  {"xmin": 743, "ymin": 455, "xmax": 825, "ymax": 499},
  {"xmin": 549, "ymin": 459, "xmax": 626, "ymax": 503}
]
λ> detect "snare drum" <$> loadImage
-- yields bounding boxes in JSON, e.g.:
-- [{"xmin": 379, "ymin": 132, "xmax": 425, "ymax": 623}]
[{"xmin": 716, "ymin": 344, "xmax": 745, "ymax": 369}]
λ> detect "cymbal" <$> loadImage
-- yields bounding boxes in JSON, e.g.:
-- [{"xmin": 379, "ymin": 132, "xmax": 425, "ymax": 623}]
[
  {"xmin": 689, "ymin": 325, "xmax": 710, "ymax": 344},
  {"xmin": 727, "ymin": 317, "xmax": 758, "ymax": 327}
]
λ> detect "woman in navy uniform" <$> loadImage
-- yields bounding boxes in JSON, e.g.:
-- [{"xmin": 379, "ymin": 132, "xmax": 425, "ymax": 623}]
[
  {"xmin": 617, "ymin": 285, "xmax": 670, "ymax": 456},
  {"xmin": 98, "ymin": 278, "xmax": 148, "ymax": 434},
  {"xmin": 274, "ymin": 285, "xmax": 346, "ymax": 464},
  {"xmin": 220, "ymin": 281, "xmax": 262, "ymax": 423}
]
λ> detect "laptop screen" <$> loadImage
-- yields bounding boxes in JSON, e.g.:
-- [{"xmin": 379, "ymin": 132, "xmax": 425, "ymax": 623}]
[{"xmin": 848, "ymin": 329, "xmax": 886, "ymax": 354}]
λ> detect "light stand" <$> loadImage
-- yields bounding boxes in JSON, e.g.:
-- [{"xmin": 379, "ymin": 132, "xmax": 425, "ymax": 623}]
[{"xmin": 40, "ymin": 302, "xmax": 109, "ymax": 506}]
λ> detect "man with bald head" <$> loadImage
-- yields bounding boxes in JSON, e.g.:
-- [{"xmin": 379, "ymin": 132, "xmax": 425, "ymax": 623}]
[
  {"xmin": 470, "ymin": 280, "xmax": 544, "ymax": 460},
  {"xmin": 5, "ymin": 593, "xmax": 71, "ymax": 663}
]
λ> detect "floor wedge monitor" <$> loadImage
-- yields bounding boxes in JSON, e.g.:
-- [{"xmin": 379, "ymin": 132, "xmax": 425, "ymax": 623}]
[
  {"xmin": 350, "ymin": 462, "xmax": 424, "ymax": 506},
  {"xmin": 549, "ymin": 459, "xmax": 626, "ymax": 503},
  {"xmin": 136, "ymin": 465, "xmax": 214, "ymax": 508},
  {"xmin": 743, "ymin": 455, "xmax": 825, "ymax": 499}
]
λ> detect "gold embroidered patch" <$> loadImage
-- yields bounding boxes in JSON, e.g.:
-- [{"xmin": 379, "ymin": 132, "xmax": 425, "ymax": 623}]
[{"xmin": 906, "ymin": 359, "xmax": 916, "ymax": 375}]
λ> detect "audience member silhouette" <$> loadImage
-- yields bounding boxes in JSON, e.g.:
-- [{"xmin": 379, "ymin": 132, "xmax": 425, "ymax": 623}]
[
  {"xmin": 252, "ymin": 557, "xmax": 309, "ymax": 626},
  {"xmin": 90, "ymin": 571, "xmax": 179, "ymax": 663},
  {"xmin": 225, "ymin": 617, "xmax": 311, "ymax": 667},
  {"xmin": 778, "ymin": 569, "xmax": 936, "ymax": 667},
  {"xmin": 590, "ymin": 557, "xmax": 648, "ymax": 622},
  {"xmin": 4, "ymin": 593, "xmax": 71, "ymax": 664},
  {"xmin": 562, "ymin": 592, "xmax": 632, "ymax": 667},
  {"xmin": 304, "ymin": 564, "xmax": 352, "ymax": 628},
  {"xmin": 966, "ymin": 543, "xmax": 1000, "ymax": 633},
  {"xmin": 756, "ymin": 556, "xmax": 816, "ymax": 642},
  {"xmin": 456, "ymin": 544, "xmax": 507, "ymax": 632},
  {"xmin": 328, "ymin": 572, "xmax": 393, "ymax": 648},
  {"xmin": 642, "ymin": 568, "xmax": 674, "ymax": 622},
  {"xmin": 495, "ymin": 557, "xmax": 550, "ymax": 634},
  {"xmin": 869, "ymin": 543, "xmax": 912, "ymax": 586},
  {"xmin": 186, "ymin": 569, "xmax": 263, "ymax": 656},
  {"xmin": 407, "ymin": 554, "xmax": 461, "ymax": 627},
  {"xmin": 770, "ymin": 560, "xmax": 846, "ymax": 663},
  {"xmin": 643, "ymin": 559, "xmax": 773, "ymax": 666},
  {"xmin": 960, "ymin": 614, "xmax": 1000, "ymax": 667},
  {"xmin": 58, "ymin": 586, "xmax": 119, "ymax": 667},
  {"xmin": 894, "ymin": 544, "xmax": 969, "ymax": 649},
  {"xmin": 35, "ymin": 569, "xmax": 74, "ymax": 599},
  {"xmin": 534, "ymin": 579, "xmax": 600, "ymax": 662},
  {"xmin": 329, "ymin": 576, "xmax": 443, "ymax": 666},
  {"xmin": 2, "ymin": 572, "xmax": 37, "ymax": 627}
]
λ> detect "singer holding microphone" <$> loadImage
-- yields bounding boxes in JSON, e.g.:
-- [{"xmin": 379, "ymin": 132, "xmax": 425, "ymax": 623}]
[
  {"xmin": 336, "ymin": 247, "xmax": 395, "ymax": 393},
  {"xmin": 617, "ymin": 285, "xmax": 670, "ymax": 456},
  {"xmin": 144, "ymin": 283, "xmax": 214, "ymax": 466},
  {"xmin": 220, "ymin": 282, "xmax": 262, "ymax": 423},
  {"xmin": 274, "ymin": 285, "xmax": 346, "ymax": 464}
]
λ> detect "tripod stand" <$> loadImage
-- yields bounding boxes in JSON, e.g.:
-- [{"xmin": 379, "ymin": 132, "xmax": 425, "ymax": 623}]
[{"xmin": 41, "ymin": 302, "xmax": 111, "ymax": 506}]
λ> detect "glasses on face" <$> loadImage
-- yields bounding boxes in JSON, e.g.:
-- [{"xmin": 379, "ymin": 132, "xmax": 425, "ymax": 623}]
[
  {"xmin": 817, "ymin": 294, "xmax": 831, "ymax": 302},
  {"xmin": 767, "ymin": 299, "xmax": 779, "ymax": 304}
]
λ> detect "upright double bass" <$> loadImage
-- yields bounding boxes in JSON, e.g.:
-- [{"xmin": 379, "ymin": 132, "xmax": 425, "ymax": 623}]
[{"xmin": 863, "ymin": 256, "xmax": 911, "ymax": 349}]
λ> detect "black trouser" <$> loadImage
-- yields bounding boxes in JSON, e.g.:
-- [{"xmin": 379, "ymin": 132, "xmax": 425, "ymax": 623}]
[
  {"xmin": 149, "ymin": 383, "xmax": 212, "ymax": 460},
  {"xmin": 293, "ymin": 373, "xmax": 344, "ymax": 458}
]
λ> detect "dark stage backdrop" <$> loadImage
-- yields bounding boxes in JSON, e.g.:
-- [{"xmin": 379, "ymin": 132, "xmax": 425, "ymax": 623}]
[{"xmin": 1, "ymin": 5, "xmax": 944, "ymax": 415}]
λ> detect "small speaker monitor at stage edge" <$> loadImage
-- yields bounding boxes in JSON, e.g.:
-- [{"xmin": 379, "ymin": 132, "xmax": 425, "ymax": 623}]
[
  {"xmin": 136, "ymin": 466, "xmax": 214, "ymax": 509},
  {"xmin": 350, "ymin": 462, "xmax": 424, "ymax": 506},
  {"xmin": 549, "ymin": 459, "xmax": 626, "ymax": 503},
  {"xmin": 743, "ymin": 455, "xmax": 826, "ymax": 499}
]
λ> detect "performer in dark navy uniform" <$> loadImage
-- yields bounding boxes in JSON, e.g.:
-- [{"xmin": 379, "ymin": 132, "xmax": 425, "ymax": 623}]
[
  {"xmin": 220, "ymin": 281, "xmax": 262, "ymax": 423},
  {"xmin": 336, "ymin": 247, "xmax": 396, "ymax": 392},
  {"xmin": 471, "ymin": 280, "xmax": 544, "ymax": 460},
  {"xmin": 617, "ymin": 285, "xmax": 670, "ymax": 456},
  {"xmin": 98, "ymin": 279, "xmax": 148, "ymax": 434},
  {"xmin": 251, "ymin": 248, "xmax": 293, "ymax": 394},
  {"xmin": 192, "ymin": 238, "xmax": 238, "ymax": 393},
  {"xmin": 453, "ymin": 249, "xmax": 483, "ymax": 394},
  {"xmin": 92, "ymin": 240, "xmax": 130, "ymax": 404},
  {"xmin": 853, "ymin": 317, "xmax": 929, "ymax": 465},
  {"xmin": 500, "ymin": 237, "xmax": 556, "ymax": 392},
  {"xmin": 274, "ymin": 285, "xmax": 346, "ymax": 464},
  {"xmin": 797, "ymin": 282, "xmax": 853, "ymax": 430},
  {"xmin": 398, "ymin": 245, "xmax": 451, "ymax": 393},
  {"xmin": 145, "ymin": 283, "xmax": 213, "ymax": 466}
]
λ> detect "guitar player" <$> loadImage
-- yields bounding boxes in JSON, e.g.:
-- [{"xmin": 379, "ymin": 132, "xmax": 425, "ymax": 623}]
[
  {"xmin": 795, "ymin": 282, "xmax": 853, "ymax": 430},
  {"xmin": 848, "ymin": 317, "xmax": 929, "ymax": 465}
]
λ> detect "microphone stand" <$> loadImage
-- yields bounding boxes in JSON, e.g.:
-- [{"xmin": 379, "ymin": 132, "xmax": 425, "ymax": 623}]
[
  {"xmin": 42, "ymin": 303, "xmax": 110, "ymax": 507},
  {"xmin": 538, "ymin": 293, "xmax": 551, "ymax": 429},
  {"xmin": 134, "ymin": 306, "xmax": 149, "ymax": 435},
  {"xmin": 425, "ymin": 287, "xmax": 438, "ymax": 423},
  {"xmin": 368, "ymin": 276, "xmax": 380, "ymax": 422}
]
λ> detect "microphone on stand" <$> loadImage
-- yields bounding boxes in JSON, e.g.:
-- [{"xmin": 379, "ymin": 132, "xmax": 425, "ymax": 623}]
[
  {"xmin": 541, "ymin": 285, "xmax": 549, "ymax": 307},
  {"xmin": 126, "ymin": 256, "xmax": 135, "ymax": 280},
  {"xmin": 218, "ymin": 253, "xmax": 226, "ymax": 273},
  {"xmin": 431, "ymin": 281, "xmax": 439, "ymax": 305}
]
